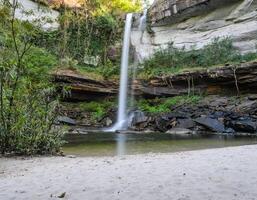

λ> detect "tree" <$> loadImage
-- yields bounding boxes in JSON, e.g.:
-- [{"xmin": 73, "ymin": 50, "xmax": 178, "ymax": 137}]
[{"xmin": 0, "ymin": 0, "xmax": 64, "ymax": 155}]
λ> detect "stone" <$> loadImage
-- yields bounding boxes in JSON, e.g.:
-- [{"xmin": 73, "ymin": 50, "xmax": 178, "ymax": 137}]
[
  {"xmin": 176, "ymin": 118, "xmax": 195, "ymax": 129},
  {"xmin": 53, "ymin": 69, "xmax": 118, "ymax": 101},
  {"xmin": 58, "ymin": 192, "xmax": 66, "ymax": 198},
  {"xmin": 235, "ymin": 101, "xmax": 257, "ymax": 114},
  {"xmin": 248, "ymin": 95, "xmax": 257, "ymax": 101},
  {"xmin": 229, "ymin": 120, "xmax": 257, "ymax": 133},
  {"xmin": 70, "ymin": 128, "xmax": 88, "ymax": 134},
  {"xmin": 209, "ymin": 97, "xmax": 228, "ymax": 107},
  {"xmin": 15, "ymin": 0, "xmax": 60, "ymax": 30},
  {"xmin": 131, "ymin": 111, "xmax": 148, "ymax": 125},
  {"xmin": 155, "ymin": 117, "xmax": 169, "ymax": 132},
  {"xmin": 57, "ymin": 116, "xmax": 76, "ymax": 125},
  {"xmin": 194, "ymin": 117, "xmax": 225, "ymax": 132},
  {"xmin": 166, "ymin": 128, "xmax": 192, "ymax": 135},
  {"xmin": 135, "ymin": 62, "xmax": 257, "ymax": 98},
  {"xmin": 131, "ymin": 0, "xmax": 257, "ymax": 61},
  {"xmin": 106, "ymin": 118, "xmax": 113, "ymax": 126},
  {"xmin": 224, "ymin": 128, "xmax": 236, "ymax": 134}
]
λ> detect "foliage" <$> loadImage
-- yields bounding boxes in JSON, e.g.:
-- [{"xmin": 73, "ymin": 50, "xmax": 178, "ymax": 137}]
[
  {"xmin": 35, "ymin": 0, "xmax": 141, "ymax": 67},
  {"xmin": 78, "ymin": 100, "xmax": 115, "ymax": 121},
  {"xmin": 137, "ymin": 95, "xmax": 202, "ymax": 114},
  {"xmin": 139, "ymin": 38, "xmax": 257, "ymax": 79},
  {"xmin": 0, "ymin": 1, "xmax": 64, "ymax": 155}
]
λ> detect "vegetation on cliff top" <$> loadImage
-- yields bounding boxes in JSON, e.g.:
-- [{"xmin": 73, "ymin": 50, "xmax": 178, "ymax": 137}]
[
  {"xmin": 139, "ymin": 38, "xmax": 257, "ymax": 79},
  {"xmin": 35, "ymin": 0, "xmax": 141, "ymax": 80}
]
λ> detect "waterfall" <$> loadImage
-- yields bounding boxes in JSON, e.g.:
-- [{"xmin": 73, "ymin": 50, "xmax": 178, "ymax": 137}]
[
  {"xmin": 107, "ymin": 13, "xmax": 133, "ymax": 131},
  {"xmin": 139, "ymin": 9, "xmax": 147, "ymax": 32},
  {"xmin": 139, "ymin": 9, "xmax": 147, "ymax": 43}
]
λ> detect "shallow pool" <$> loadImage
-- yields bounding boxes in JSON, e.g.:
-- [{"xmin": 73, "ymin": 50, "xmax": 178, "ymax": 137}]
[{"xmin": 63, "ymin": 132, "xmax": 257, "ymax": 157}]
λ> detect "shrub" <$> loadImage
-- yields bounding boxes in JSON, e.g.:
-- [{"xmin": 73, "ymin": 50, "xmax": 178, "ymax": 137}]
[
  {"xmin": 0, "ymin": 1, "xmax": 64, "ymax": 155},
  {"xmin": 78, "ymin": 100, "xmax": 115, "ymax": 121},
  {"xmin": 139, "ymin": 38, "xmax": 257, "ymax": 78},
  {"xmin": 137, "ymin": 95, "xmax": 201, "ymax": 114}
]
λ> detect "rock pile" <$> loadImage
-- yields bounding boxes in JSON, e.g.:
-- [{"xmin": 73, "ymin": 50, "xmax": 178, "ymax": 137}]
[{"xmin": 131, "ymin": 95, "xmax": 257, "ymax": 135}]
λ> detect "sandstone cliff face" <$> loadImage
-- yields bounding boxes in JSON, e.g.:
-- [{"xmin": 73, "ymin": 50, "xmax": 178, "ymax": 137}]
[
  {"xmin": 15, "ymin": 0, "xmax": 59, "ymax": 29},
  {"xmin": 131, "ymin": 0, "xmax": 257, "ymax": 61},
  {"xmin": 134, "ymin": 61, "xmax": 257, "ymax": 98},
  {"xmin": 53, "ymin": 69, "xmax": 118, "ymax": 101}
]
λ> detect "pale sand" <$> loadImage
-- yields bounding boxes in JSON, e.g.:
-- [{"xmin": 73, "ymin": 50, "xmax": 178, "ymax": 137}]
[{"xmin": 1, "ymin": 145, "xmax": 257, "ymax": 200}]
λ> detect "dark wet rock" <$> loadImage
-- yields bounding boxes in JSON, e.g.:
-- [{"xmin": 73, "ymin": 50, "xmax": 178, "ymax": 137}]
[
  {"xmin": 212, "ymin": 111, "xmax": 226, "ymax": 118},
  {"xmin": 176, "ymin": 118, "xmax": 195, "ymax": 129},
  {"xmin": 228, "ymin": 120, "xmax": 257, "ymax": 133},
  {"xmin": 234, "ymin": 100, "xmax": 257, "ymax": 114},
  {"xmin": 155, "ymin": 117, "xmax": 169, "ymax": 132},
  {"xmin": 58, "ymin": 192, "xmax": 66, "ymax": 198},
  {"xmin": 224, "ymin": 128, "xmax": 236, "ymax": 134},
  {"xmin": 194, "ymin": 117, "xmax": 225, "ymax": 132},
  {"xmin": 163, "ymin": 112, "xmax": 190, "ymax": 119},
  {"xmin": 131, "ymin": 111, "xmax": 148, "ymax": 125},
  {"xmin": 248, "ymin": 95, "xmax": 257, "ymax": 101},
  {"xmin": 209, "ymin": 97, "xmax": 228, "ymax": 107},
  {"xmin": 57, "ymin": 116, "xmax": 76, "ymax": 125},
  {"xmin": 166, "ymin": 128, "xmax": 193, "ymax": 135}
]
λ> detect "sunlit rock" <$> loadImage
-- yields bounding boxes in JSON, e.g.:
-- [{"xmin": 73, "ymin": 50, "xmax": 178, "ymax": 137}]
[{"xmin": 131, "ymin": 0, "xmax": 257, "ymax": 61}]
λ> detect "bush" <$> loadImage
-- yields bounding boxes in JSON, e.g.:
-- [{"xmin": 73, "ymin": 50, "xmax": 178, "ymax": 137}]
[
  {"xmin": 139, "ymin": 38, "xmax": 257, "ymax": 78},
  {"xmin": 78, "ymin": 100, "xmax": 115, "ymax": 121},
  {"xmin": 137, "ymin": 95, "xmax": 201, "ymax": 114},
  {"xmin": 0, "ymin": 2, "xmax": 64, "ymax": 155}
]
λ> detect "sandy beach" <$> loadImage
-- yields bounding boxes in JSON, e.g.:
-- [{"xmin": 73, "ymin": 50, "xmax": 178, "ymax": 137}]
[{"xmin": 0, "ymin": 145, "xmax": 257, "ymax": 200}]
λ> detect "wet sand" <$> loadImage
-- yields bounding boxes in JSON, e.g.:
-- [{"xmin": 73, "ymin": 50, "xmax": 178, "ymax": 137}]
[{"xmin": 0, "ymin": 145, "xmax": 257, "ymax": 200}]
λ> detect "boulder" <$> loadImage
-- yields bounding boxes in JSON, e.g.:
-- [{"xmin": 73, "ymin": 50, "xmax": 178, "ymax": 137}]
[
  {"xmin": 228, "ymin": 120, "xmax": 257, "ymax": 133},
  {"xmin": 105, "ymin": 118, "xmax": 113, "ymax": 126},
  {"xmin": 176, "ymin": 118, "xmax": 195, "ymax": 129},
  {"xmin": 166, "ymin": 128, "xmax": 193, "ymax": 135},
  {"xmin": 209, "ymin": 97, "xmax": 228, "ymax": 107},
  {"xmin": 131, "ymin": 111, "xmax": 148, "ymax": 125},
  {"xmin": 57, "ymin": 116, "xmax": 77, "ymax": 126},
  {"xmin": 234, "ymin": 100, "xmax": 257, "ymax": 114},
  {"xmin": 194, "ymin": 117, "xmax": 225, "ymax": 132}
]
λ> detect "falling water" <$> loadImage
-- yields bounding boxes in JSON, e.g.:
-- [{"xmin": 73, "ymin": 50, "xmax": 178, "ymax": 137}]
[
  {"xmin": 139, "ymin": 9, "xmax": 147, "ymax": 32},
  {"xmin": 127, "ymin": 10, "xmax": 148, "ymax": 127},
  {"xmin": 108, "ymin": 13, "xmax": 133, "ymax": 131},
  {"xmin": 139, "ymin": 9, "xmax": 147, "ymax": 43}
]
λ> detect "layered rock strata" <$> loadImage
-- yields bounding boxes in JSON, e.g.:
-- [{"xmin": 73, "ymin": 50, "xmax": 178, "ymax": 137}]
[{"xmin": 131, "ymin": 0, "xmax": 257, "ymax": 61}]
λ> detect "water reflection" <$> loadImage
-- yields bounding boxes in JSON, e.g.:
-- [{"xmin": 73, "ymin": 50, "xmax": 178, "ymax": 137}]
[
  {"xmin": 116, "ymin": 134, "xmax": 127, "ymax": 156},
  {"xmin": 63, "ymin": 133, "xmax": 257, "ymax": 157}
]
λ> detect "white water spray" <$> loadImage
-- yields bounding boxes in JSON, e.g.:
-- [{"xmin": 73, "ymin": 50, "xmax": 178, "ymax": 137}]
[{"xmin": 108, "ymin": 13, "xmax": 133, "ymax": 131}]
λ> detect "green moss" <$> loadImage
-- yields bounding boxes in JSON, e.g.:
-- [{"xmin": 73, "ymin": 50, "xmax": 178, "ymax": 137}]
[
  {"xmin": 137, "ymin": 95, "xmax": 202, "ymax": 114},
  {"xmin": 77, "ymin": 100, "xmax": 116, "ymax": 120}
]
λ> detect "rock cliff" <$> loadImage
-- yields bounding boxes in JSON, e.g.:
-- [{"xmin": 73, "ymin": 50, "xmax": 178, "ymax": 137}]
[
  {"xmin": 134, "ymin": 61, "xmax": 257, "ymax": 97},
  {"xmin": 53, "ymin": 69, "xmax": 118, "ymax": 101},
  {"xmin": 131, "ymin": 0, "xmax": 257, "ymax": 61}
]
